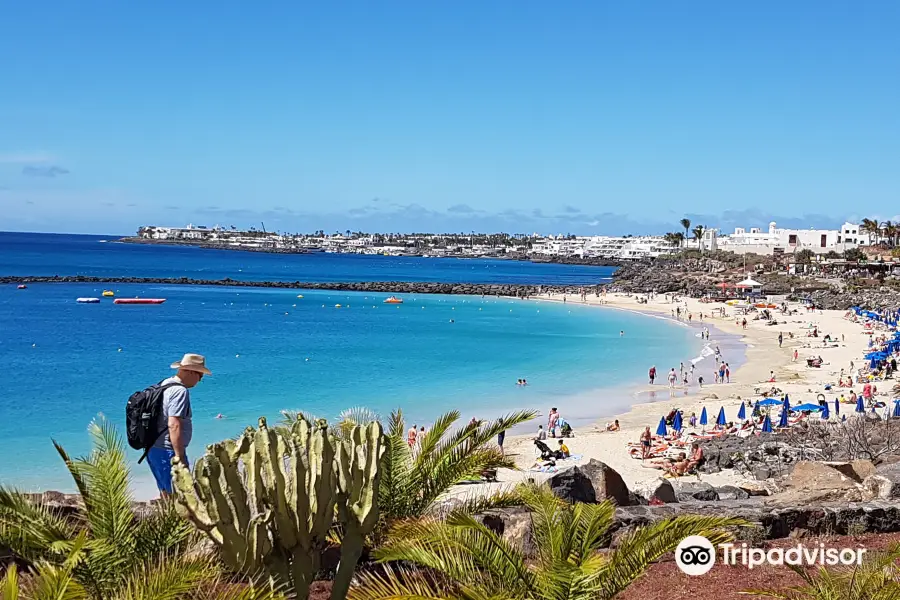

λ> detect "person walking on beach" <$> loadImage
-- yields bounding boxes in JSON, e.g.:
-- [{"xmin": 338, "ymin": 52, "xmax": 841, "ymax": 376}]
[
  {"xmin": 725, "ymin": 363, "xmax": 731, "ymax": 383},
  {"xmin": 145, "ymin": 353, "xmax": 210, "ymax": 498},
  {"xmin": 640, "ymin": 426, "xmax": 652, "ymax": 460},
  {"xmin": 548, "ymin": 407, "xmax": 559, "ymax": 437},
  {"xmin": 649, "ymin": 365, "xmax": 656, "ymax": 384},
  {"xmin": 793, "ymin": 349, "xmax": 798, "ymax": 362},
  {"xmin": 778, "ymin": 332, "xmax": 783, "ymax": 347},
  {"xmin": 497, "ymin": 418, "xmax": 506, "ymax": 455},
  {"xmin": 407, "ymin": 424, "xmax": 418, "ymax": 448},
  {"xmin": 668, "ymin": 368, "xmax": 677, "ymax": 388}
]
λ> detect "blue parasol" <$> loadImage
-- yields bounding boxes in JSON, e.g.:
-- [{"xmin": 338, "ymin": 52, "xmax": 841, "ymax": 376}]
[
  {"xmin": 834, "ymin": 397, "xmax": 840, "ymax": 416},
  {"xmin": 794, "ymin": 403, "xmax": 823, "ymax": 412},
  {"xmin": 716, "ymin": 406, "xmax": 726, "ymax": 426},
  {"xmin": 673, "ymin": 411, "xmax": 683, "ymax": 431},
  {"xmin": 761, "ymin": 414, "xmax": 773, "ymax": 433},
  {"xmin": 783, "ymin": 394, "xmax": 791, "ymax": 412},
  {"xmin": 738, "ymin": 403, "xmax": 747, "ymax": 420},
  {"xmin": 893, "ymin": 399, "xmax": 900, "ymax": 419},
  {"xmin": 778, "ymin": 407, "xmax": 789, "ymax": 428},
  {"xmin": 856, "ymin": 396, "xmax": 866, "ymax": 413},
  {"xmin": 656, "ymin": 417, "xmax": 668, "ymax": 436},
  {"xmin": 759, "ymin": 398, "xmax": 782, "ymax": 407},
  {"xmin": 700, "ymin": 407, "xmax": 708, "ymax": 426},
  {"xmin": 821, "ymin": 402, "xmax": 830, "ymax": 420}
]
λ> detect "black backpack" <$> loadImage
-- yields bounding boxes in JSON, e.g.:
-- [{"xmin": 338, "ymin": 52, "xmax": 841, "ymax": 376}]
[{"xmin": 125, "ymin": 381, "xmax": 184, "ymax": 463}]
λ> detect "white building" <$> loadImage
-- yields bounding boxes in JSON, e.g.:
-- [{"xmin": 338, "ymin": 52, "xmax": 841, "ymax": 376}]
[
  {"xmin": 717, "ymin": 222, "xmax": 869, "ymax": 255},
  {"xmin": 582, "ymin": 236, "xmax": 677, "ymax": 260}
]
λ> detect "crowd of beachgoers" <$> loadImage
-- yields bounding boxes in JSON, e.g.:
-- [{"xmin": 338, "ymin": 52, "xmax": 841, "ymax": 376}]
[{"xmin": 455, "ymin": 291, "xmax": 900, "ymax": 498}]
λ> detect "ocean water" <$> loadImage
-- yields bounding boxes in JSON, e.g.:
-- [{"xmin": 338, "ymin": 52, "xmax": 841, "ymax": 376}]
[{"xmin": 0, "ymin": 232, "xmax": 704, "ymax": 494}]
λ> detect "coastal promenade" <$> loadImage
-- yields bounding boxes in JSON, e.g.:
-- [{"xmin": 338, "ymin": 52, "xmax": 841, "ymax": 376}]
[{"xmin": 464, "ymin": 292, "xmax": 872, "ymax": 499}]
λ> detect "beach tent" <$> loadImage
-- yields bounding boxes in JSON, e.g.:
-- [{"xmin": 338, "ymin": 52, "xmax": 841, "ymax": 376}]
[
  {"xmin": 759, "ymin": 398, "xmax": 782, "ymax": 407},
  {"xmin": 737, "ymin": 403, "xmax": 747, "ymax": 421},
  {"xmin": 778, "ymin": 407, "xmax": 789, "ymax": 428},
  {"xmin": 735, "ymin": 276, "xmax": 763, "ymax": 292},
  {"xmin": 673, "ymin": 411, "xmax": 683, "ymax": 432},
  {"xmin": 700, "ymin": 407, "xmax": 708, "ymax": 426},
  {"xmin": 834, "ymin": 397, "xmax": 840, "ymax": 416},
  {"xmin": 761, "ymin": 414, "xmax": 773, "ymax": 433},
  {"xmin": 893, "ymin": 399, "xmax": 900, "ymax": 419},
  {"xmin": 856, "ymin": 397, "xmax": 866, "ymax": 413},
  {"xmin": 656, "ymin": 417, "xmax": 668, "ymax": 437},
  {"xmin": 821, "ymin": 403, "xmax": 830, "ymax": 420},
  {"xmin": 716, "ymin": 407, "xmax": 726, "ymax": 426},
  {"xmin": 794, "ymin": 403, "xmax": 823, "ymax": 412}
]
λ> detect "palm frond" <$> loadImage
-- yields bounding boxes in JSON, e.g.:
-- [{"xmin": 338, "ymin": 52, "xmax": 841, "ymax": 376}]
[
  {"xmin": 111, "ymin": 554, "xmax": 221, "ymax": 600},
  {"xmin": 596, "ymin": 515, "xmax": 747, "ymax": 598},
  {"xmin": 349, "ymin": 566, "xmax": 457, "ymax": 600},
  {"xmin": 440, "ymin": 487, "xmax": 525, "ymax": 518},
  {"xmin": 0, "ymin": 487, "xmax": 78, "ymax": 564},
  {"xmin": 377, "ymin": 515, "xmax": 535, "ymax": 596},
  {"xmin": 0, "ymin": 564, "xmax": 18, "ymax": 600},
  {"xmin": 414, "ymin": 410, "xmax": 461, "ymax": 468},
  {"xmin": 22, "ymin": 561, "xmax": 90, "ymax": 600},
  {"xmin": 378, "ymin": 410, "xmax": 416, "ymax": 526},
  {"xmin": 70, "ymin": 417, "xmax": 136, "ymax": 545}
]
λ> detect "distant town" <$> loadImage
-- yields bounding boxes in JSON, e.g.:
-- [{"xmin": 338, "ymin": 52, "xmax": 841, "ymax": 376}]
[{"xmin": 129, "ymin": 218, "xmax": 893, "ymax": 262}]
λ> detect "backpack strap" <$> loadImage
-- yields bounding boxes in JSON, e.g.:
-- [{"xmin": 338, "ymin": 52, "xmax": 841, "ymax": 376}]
[{"xmin": 137, "ymin": 382, "xmax": 187, "ymax": 465}]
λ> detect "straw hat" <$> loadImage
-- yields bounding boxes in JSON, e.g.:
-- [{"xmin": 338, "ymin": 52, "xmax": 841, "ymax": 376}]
[{"xmin": 170, "ymin": 353, "xmax": 211, "ymax": 375}]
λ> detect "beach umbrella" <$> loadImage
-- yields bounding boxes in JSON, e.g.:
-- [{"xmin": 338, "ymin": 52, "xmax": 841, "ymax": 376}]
[
  {"xmin": 778, "ymin": 407, "xmax": 789, "ymax": 428},
  {"xmin": 783, "ymin": 394, "xmax": 791, "ymax": 412},
  {"xmin": 759, "ymin": 398, "xmax": 782, "ymax": 407},
  {"xmin": 821, "ymin": 403, "xmax": 830, "ymax": 420},
  {"xmin": 656, "ymin": 417, "xmax": 668, "ymax": 437},
  {"xmin": 893, "ymin": 399, "xmax": 900, "ymax": 419},
  {"xmin": 794, "ymin": 403, "xmax": 823, "ymax": 412},
  {"xmin": 856, "ymin": 396, "xmax": 865, "ymax": 413},
  {"xmin": 673, "ymin": 411, "xmax": 683, "ymax": 432},
  {"xmin": 716, "ymin": 407, "xmax": 726, "ymax": 426},
  {"xmin": 834, "ymin": 397, "xmax": 840, "ymax": 416},
  {"xmin": 737, "ymin": 403, "xmax": 747, "ymax": 421},
  {"xmin": 700, "ymin": 407, "xmax": 708, "ymax": 426},
  {"xmin": 761, "ymin": 414, "xmax": 773, "ymax": 433}
]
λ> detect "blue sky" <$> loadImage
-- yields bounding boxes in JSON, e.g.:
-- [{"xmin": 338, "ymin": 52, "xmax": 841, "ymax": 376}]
[{"xmin": 2, "ymin": 2, "xmax": 899, "ymax": 235}]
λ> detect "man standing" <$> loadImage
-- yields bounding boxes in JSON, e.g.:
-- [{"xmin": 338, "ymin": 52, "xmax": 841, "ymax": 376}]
[{"xmin": 148, "ymin": 353, "xmax": 210, "ymax": 497}]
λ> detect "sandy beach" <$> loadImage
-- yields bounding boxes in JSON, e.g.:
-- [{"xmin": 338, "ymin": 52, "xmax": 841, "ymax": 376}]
[{"xmin": 452, "ymin": 291, "xmax": 879, "ymax": 500}]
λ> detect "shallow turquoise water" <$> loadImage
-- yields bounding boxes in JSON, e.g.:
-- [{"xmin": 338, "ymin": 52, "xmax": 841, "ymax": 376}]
[{"xmin": 0, "ymin": 234, "xmax": 703, "ymax": 494}]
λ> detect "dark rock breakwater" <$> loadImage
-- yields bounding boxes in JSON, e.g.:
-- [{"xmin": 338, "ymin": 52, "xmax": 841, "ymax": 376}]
[{"xmin": 1, "ymin": 275, "xmax": 604, "ymax": 297}]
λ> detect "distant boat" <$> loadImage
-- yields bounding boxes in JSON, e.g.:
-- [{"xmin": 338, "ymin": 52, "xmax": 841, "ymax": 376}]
[
  {"xmin": 17, "ymin": 284, "xmax": 27, "ymax": 289},
  {"xmin": 77, "ymin": 297, "xmax": 100, "ymax": 303},
  {"xmin": 114, "ymin": 298, "xmax": 166, "ymax": 305},
  {"xmin": 102, "ymin": 290, "xmax": 115, "ymax": 297},
  {"xmin": 383, "ymin": 296, "xmax": 403, "ymax": 304}
]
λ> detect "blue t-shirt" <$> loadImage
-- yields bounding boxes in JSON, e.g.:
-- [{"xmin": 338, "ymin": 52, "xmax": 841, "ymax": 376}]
[{"xmin": 153, "ymin": 376, "xmax": 193, "ymax": 451}]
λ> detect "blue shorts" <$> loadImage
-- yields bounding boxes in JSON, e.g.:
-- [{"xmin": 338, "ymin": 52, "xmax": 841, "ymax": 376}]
[{"xmin": 147, "ymin": 447, "xmax": 188, "ymax": 494}]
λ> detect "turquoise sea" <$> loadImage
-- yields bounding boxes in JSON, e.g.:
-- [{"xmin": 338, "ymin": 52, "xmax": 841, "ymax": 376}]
[{"xmin": 0, "ymin": 233, "xmax": 704, "ymax": 495}]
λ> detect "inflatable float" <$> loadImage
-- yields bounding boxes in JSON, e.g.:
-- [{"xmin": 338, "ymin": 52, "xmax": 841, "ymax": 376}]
[
  {"xmin": 77, "ymin": 297, "xmax": 101, "ymax": 303},
  {"xmin": 383, "ymin": 296, "xmax": 403, "ymax": 304},
  {"xmin": 102, "ymin": 290, "xmax": 115, "ymax": 297},
  {"xmin": 114, "ymin": 298, "xmax": 166, "ymax": 305}
]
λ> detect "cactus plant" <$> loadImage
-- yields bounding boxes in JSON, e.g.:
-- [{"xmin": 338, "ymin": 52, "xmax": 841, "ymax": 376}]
[{"xmin": 171, "ymin": 415, "xmax": 385, "ymax": 600}]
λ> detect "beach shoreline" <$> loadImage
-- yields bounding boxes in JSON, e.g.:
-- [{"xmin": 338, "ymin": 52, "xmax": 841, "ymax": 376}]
[{"xmin": 452, "ymin": 291, "xmax": 874, "ymax": 500}]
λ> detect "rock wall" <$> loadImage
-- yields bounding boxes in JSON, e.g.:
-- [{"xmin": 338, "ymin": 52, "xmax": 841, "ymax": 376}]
[{"xmin": 0, "ymin": 276, "xmax": 604, "ymax": 297}]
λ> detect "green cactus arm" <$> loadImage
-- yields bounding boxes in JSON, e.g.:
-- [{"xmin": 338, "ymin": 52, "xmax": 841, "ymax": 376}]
[{"xmin": 256, "ymin": 418, "xmax": 298, "ymax": 551}]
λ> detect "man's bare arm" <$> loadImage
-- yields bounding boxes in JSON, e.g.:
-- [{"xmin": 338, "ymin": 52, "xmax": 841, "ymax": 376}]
[{"xmin": 168, "ymin": 416, "xmax": 186, "ymax": 463}]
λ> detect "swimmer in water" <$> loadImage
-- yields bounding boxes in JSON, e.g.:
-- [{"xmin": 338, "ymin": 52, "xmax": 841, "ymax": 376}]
[
  {"xmin": 620, "ymin": 330, "xmax": 624, "ymax": 336},
  {"xmin": 215, "ymin": 413, "xmax": 224, "ymax": 419}
]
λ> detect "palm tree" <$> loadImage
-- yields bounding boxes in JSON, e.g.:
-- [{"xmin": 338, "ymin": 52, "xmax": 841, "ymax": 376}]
[
  {"xmin": 861, "ymin": 218, "xmax": 880, "ymax": 246},
  {"xmin": 881, "ymin": 221, "xmax": 896, "ymax": 248},
  {"xmin": 680, "ymin": 218, "xmax": 691, "ymax": 246},
  {"xmin": 349, "ymin": 485, "xmax": 744, "ymax": 600},
  {"xmin": 692, "ymin": 225, "xmax": 706, "ymax": 252},
  {"xmin": 0, "ymin": 416, "xmax": 211, "ymax": 599},
  {"xmin": 743, "ymin": 544, "xmax": 900, "ymax": 599}
]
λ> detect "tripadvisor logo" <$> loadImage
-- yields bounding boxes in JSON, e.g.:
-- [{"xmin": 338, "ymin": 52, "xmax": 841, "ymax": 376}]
[{"xmin": 675, "ymin": 535, "xmax": 867, "ymax": 575}]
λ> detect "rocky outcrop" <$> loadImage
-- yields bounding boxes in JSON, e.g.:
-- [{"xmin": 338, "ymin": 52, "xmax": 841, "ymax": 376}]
[
  {"xmin": 0, "ymin": 275, "xmax": 606, "ymax": 297},
  {"xmin": 671, "ymin": 481, "xmax": 720, "ymax": 502},
  {"xmin": 548, "ymin": 459, "xmax": 631, "ymax": 505},
  {"xmin": 478, "ymin": 499, "xmax": 900, "ymax": 555},
  {"xmin": 772, "ymin": 461, "xmax": 867, "ymax": 504}
]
